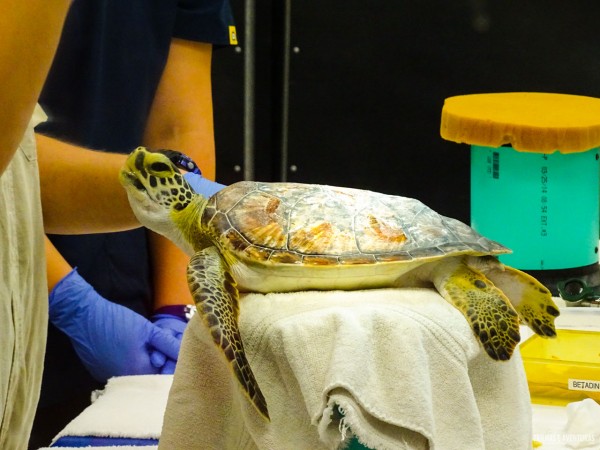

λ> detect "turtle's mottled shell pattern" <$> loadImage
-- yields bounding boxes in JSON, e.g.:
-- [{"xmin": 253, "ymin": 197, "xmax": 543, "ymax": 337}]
[{"xmin": 201, "ymin": 182, "xmax": 508, "ymax": 265}]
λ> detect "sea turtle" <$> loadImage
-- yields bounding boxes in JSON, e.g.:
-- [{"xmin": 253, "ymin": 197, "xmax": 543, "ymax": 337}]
[{"xmin": 120, "ymin": 147, "xmax": 559, "ymax": 420}]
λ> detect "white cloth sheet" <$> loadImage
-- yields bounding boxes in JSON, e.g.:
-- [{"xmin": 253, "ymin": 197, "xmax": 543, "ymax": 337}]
[{"xmin": 160, "ymin": 288, "xmax": 533, "ymax": 449}]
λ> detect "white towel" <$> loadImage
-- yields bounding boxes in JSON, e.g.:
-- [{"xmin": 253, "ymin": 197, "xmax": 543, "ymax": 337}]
[
  {"xmin": 160, "ymin": 288, "xmax": 533, "ymax": 450},
  {"xmin": 51, "ymin": 374, "xmax": 172, "ymax": 444},
  {"xmin": 562, "ymin": 399, "xmax": 600, "ymax": 449}
]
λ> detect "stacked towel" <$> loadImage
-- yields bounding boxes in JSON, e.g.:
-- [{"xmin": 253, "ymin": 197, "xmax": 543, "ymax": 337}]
[
  {"xmin": 160, "ymin": 288, "xmax": 533, "ymax": 449},
  {"xmin": 48, "ymin": 374, "xmax": 172, "ymax": 447}
]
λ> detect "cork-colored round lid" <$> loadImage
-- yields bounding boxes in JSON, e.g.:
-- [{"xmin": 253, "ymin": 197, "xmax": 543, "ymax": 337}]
[{"xmin": 441, "ymin": 92, "xmax": 600, "ymax": 153}]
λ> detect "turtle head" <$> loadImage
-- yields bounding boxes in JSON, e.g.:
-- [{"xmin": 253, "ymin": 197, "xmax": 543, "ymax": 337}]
[{"xmin": 119, "ymin": 146, "xmax": 204, "ymax": 255}]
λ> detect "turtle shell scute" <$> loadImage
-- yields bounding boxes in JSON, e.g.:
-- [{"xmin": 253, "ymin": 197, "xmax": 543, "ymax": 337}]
[
  {"xmin": 406, "ymin": 247, "xmax": 446, "ymax": 259},
  {"xmin": 269, "ymin": 250, "xmax": 303, "ymax": 264},
  {"xmin": 302, "ymin": 254, "xmax": 340, "ymax": 265},
  {"xmin": 374, "ymin": 252, "xmax": 414, "ymax": 263},
  {"xmin": 338, "ymin": 254, "xmax": 378, "ymax": 265},
  {"xmin": 224, "ymin": 229, "xmax": 250, "ymax": 252},
  {"xmin": 242, "ymin": 245, "xmax": 273, "ymax": 261}
]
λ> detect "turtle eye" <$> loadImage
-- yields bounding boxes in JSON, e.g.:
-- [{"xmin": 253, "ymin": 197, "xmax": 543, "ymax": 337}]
[{"xmin": 150, "ymin": 162, "xmax": 171, "ymax": 173}]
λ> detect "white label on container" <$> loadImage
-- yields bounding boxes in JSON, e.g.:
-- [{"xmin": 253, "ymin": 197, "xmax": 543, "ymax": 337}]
[{"xmin": 568, "ymin": 379, "xmax": 600, "ymax": 392}]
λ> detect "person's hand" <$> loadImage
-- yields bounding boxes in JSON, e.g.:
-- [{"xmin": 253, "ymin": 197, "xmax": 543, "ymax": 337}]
[
  {"xmin": 49, "ymin": 268, "xmax": 181, "ymax": 382},
  {"xmin": 150, "ymin": 311, "xmax": 190, "ymax": 374},
  {"xmin": 183, "ymin": 172, "xmax": 225, "ymax": 197}
]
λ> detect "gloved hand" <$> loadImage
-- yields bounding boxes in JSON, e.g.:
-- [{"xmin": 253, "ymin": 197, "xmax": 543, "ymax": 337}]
[
  {"xmin": 49, "ymin": 268, "xmax": 181, "ymax": 382},
  {"xmin": 183, "ymin": 172, "xmax": 225, "ymax": 197},
  {"xmin": 151, "ymin": 311, "xmax": 189, "ymax": 374}
]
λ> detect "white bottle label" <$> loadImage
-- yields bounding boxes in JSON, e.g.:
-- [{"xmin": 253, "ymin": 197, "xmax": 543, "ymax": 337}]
[{"xmin": 568, "ymin": 379, "xmax": 600, "ymax": 392}]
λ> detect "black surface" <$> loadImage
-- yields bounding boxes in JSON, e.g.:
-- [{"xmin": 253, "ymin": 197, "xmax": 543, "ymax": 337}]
[{"xmin": 219, "ymin": 1, "xmax": 600, "ymax": 224}]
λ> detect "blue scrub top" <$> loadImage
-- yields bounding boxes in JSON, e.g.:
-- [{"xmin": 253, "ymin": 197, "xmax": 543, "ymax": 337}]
[{"xmin": 38, "ymin": 0, "xmax": 235, "ymax": 152}]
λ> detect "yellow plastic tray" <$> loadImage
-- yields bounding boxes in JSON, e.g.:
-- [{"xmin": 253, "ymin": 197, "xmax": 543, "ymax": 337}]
[{"xmin": 521, "ymin": 329, "xmax": 600, "ymax": 406}]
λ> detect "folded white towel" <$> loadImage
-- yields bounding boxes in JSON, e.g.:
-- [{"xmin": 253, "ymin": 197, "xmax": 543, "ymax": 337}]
[
  {"xmin": 51, "ymin": 374, "xmax": 172, "ymax": 444},
  {"xmin": 160, "ymin": 288, "xmax": 532, "ymax": 449}
]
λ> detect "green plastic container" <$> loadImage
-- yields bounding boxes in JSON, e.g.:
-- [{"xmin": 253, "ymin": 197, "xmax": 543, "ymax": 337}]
[{"xmin": 471, "ymin": 145, "xmax": 599, "ymax": 270}]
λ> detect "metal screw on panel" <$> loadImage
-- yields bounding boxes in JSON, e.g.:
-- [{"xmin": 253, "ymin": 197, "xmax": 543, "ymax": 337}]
[
  {"xmin": 292, "ymin": 47, "xmax": 300, "ymax": 54},
  {"xmin": 289, "ymin": 165, "xmax": 298, "ymax": 173},
  {"xmin": 233, "ymin": 165, "xmax": 242, "ymax": 172},
  {"xmin": 235, "ymin": 46, "xmax": 243, "ymax": 54}
]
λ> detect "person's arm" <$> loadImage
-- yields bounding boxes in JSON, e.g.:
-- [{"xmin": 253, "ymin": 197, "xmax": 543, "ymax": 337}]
[
  {"xmin": 143, "ymin": 39, "xmax": 216, "ymax": 179},
  {"xmin": 45, "ymin": 235, "xmax": 73, "ymax": 292},
  {"xmin": 46, "ymin": 235, "xmax": 182, "ymax": 379},
  {"xmin": 37, "ymin": 133, "xmax": 139, "ymax": 234},
  {"xmin": 0, "ymin": 1, "xmax": 71, "ymax": 174},
  {"xmin": 142, "ymin": 39, "xmax": 216, "ymax": 310}
]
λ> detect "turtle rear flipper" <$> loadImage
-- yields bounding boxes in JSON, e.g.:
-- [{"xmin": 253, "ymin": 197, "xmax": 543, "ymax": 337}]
[
  {"xmin": 188, "ymin": 247, "xmax": 270, "ymax": 420},
  {"xmin": 432, "ymin": 257, "xmax": 521, "ymax": 361},
  {"xmin": 485, "ymin": 265, "xmax": 559, "ymax": 338}
]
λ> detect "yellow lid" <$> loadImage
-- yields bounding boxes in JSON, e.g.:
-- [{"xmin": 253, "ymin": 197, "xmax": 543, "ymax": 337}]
[{"xmin": 440, "ymin": 92, "xmax": 600, "ymax": 153}]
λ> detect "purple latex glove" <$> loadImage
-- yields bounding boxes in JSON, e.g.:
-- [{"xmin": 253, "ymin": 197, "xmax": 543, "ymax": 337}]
[
  {"xmin": 150, "ymin": 314, "xmax": 187, "ymax": 374},
  {"xmin": 183, "ymin": 172, "xmax": 225, "ymax": 197},
  {"xmin": 49, "ymin": 268, "xmax": 181, "ymax": 382}
]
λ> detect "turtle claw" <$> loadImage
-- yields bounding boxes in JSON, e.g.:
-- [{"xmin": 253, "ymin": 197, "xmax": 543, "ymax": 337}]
[
  {"xmin": 530, "ymin": 321, "xmax": 557, "ymax": 338},
  {"xmin": 473, "ymin": 313, "xmax": 520, "ymax": 362},
  {"xmin": 483, "ymin": 343, "xmax": 512, "ymax": 361},
  {"xmin": 485, "ymin": 265, "xmax": 560, "ymax": 340}
]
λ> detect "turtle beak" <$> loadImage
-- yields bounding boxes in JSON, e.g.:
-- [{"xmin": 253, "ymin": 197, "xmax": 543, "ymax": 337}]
[
  {"xmin": 119, "ymin": 170, "xmax": 147, "ymax": 197},
  {"xmin": 119, "ymin": 147, "xmax": 150, "ymax": 193},
  {"xmin": 122, "ymin": 171, "xmax": 146, "ymax": 192}
]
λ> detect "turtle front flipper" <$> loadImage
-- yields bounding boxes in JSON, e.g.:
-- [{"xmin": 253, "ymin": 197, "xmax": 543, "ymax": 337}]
[
  {"xmin": 484, "ymin": 264, "xmax": 559, "ymax": 338},
  {"xmin": 187, "ymin": 246, "xmax": 270, "ymax": 420},
  {"xmin": 431, "ymin": 257, "xmax": 521, "ymax": 361}
]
